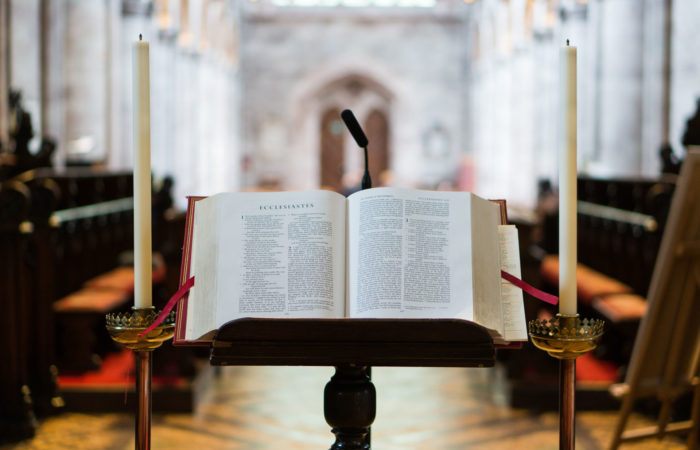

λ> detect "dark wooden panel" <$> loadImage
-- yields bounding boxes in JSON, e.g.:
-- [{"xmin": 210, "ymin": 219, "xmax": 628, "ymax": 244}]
[{"xmin": 211, "ymin": 318, "xmax": 495, "ymax": 367}]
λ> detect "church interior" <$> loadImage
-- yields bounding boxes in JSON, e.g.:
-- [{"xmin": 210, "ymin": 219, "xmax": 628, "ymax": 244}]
[{"xmin": 1, "ymin": 0, "xmax": 700, "ymax": 448}]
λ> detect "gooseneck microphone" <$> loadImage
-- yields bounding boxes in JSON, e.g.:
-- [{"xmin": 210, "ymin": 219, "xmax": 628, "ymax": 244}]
[
  {"xmin": 341, "ymin": 109, "xmax": 368, "ymax": 147},
  {"xmin": 340, "ymin": 109, "xmax": 371, "ymax": 190}
]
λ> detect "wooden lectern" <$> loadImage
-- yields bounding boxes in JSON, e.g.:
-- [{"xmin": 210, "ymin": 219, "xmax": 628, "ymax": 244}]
[{"xmin": 211, "ymin": 317, "xmax": 495, "ymax": 449}]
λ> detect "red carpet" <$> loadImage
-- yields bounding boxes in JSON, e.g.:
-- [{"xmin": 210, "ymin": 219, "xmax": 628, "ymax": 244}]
[
  {"xmin": 576, "ymin": 352, "xmax": 619, "ymax": 383},
  {"xmin": 58, "ymin": 350, "xmax": 186, "ymax": 387}
]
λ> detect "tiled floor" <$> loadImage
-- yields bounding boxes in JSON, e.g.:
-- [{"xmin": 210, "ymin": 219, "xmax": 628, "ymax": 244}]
[{"xmin": 4, "ymin": 365, "xmax": 689, "ymax": 449}]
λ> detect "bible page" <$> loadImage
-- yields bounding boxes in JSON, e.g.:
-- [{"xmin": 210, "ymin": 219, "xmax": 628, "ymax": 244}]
[
  {"xmin": 191, "ymin": 190, "xmax": 347, "ymax": 338},
  {"xmin": 498, "ymin": 225, "xmax": 527, "ymax": 341},
  {"xmin": 346, "ymin": 187, "xmax": 473, "ymax": 319},
  {"xmin": 470, "ymin": 195, "xmax": 503, "ymax": 337},
  {"xmin": 186, "ymin": 198, "xmax": 221, "ymax": 341}
]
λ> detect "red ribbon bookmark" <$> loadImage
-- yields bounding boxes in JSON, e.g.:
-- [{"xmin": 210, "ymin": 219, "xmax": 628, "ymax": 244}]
[
  {"xmin": 138, "ymin": 276, "xmax": 195, "ymax": 337},
  {"xmin": 501, "ymin": 270, "xmax": 558, "ymax": 305}
]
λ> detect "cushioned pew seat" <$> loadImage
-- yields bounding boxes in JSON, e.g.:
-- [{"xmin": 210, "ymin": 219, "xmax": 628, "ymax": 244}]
[
  {"xmin": 83, "ymin": 267, "xmax": 138, "ymax": 291},
  {"xmin": 83, "ymin": 254, "xmax": 166, "ymax": 292},
  {"xmin": 576, "ymin": 352, "xmax": 620, "ymax": 383},
  {"xmin": 53, "ymin": 287, "xmax": 129, "ymax": 313},
  {"xmin": 540, "ymin": 255, "xmax": 634, "ymax": 306},
  {"xmin": 53, "ymin": 255, "xmax": 167, "ymax": 373},
  {"xmin": 53, "ymin": 288, "xmax": 131, "ymax": 372},
  {"xmin": 592, "ymin": 293, "xmax": 648, "ymax": 323}
]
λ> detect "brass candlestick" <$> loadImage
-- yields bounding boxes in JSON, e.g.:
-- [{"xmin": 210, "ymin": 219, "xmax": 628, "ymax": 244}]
[
  {"xmin": 105, "ymin": 307, "xmax": 175, "ymax": 450},
  {"xmin": 528, "ymin": 313, "xmax": 604, "ymax": 449}
]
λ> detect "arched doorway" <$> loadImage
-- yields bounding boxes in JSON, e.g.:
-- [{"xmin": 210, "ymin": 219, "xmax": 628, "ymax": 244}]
[
  {"xmin": 288, "ymin": 58, "xmax": 418, "ymax": 190},
  {"xmin": 319, "ymin": 108, "xmax": 345, "ymax": 192},
  {"xmin": 364, "ymin": 109, "xmax": 390, "ymax": 186},
  {"xmin": 314, "ymin": 78, "xmax": 392, "ymax": 194}
]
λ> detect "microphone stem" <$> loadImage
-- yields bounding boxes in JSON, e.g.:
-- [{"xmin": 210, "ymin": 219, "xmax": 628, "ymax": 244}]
[{"xmin": 361, "ymin": 147, "xmax": 371, "ymax": 190}]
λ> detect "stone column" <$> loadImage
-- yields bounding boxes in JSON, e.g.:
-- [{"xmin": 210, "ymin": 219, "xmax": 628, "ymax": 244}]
[
  {"xmin": 670, "ymin": 0, "xmax": 700, "ymax": 152},
  {"xmin": 638, "ymin": 0, "xmax": 671, "ymax": 175},
  {"xmin": 106, "ymin": 0, "xmax": 121, "ymax": 170},
  {"xmin": 172, "ymin": 44, "xmax": 199, "ymax": 202},
  {"xmin": 150, "ymin": 28, "xmax": 177, "ymax": 181},
  {"xmin": 560, "ymin": 1, "xmax": 593, "ymax": 174},
  {"xmin": 10, "ymin": 0, "xmax": 41, "ymax": 132},
  {"xmin": 596, "ymin": 0, "xmax": 644, "ymax": 176},
  {"xmin": 42, "ymin": 0, "xmax": 67, "ymax": 169},
  {"xmin": 117, "ymin": 1, "xmax": 152, "ymax": 170},
  {"xmin": 62, "ymin": 0, "xmax": 109, "ymax": 164},
  {"xmin": 0, "ymin": 0, "xmax": 9, "ymax": 151},
  {"xmin": 197, "ymin": 51, "xmax": 212, "ymax": 194}
]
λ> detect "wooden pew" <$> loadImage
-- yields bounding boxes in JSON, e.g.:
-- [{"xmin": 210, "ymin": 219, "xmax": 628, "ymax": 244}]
[
  {"xmin": 22, "ymin": 174, "xmax": 62, "ymax": 417},
  {"xmin": 506, "ymin": 176, "xmax": 677, "ymax": 410},
  {"xmin": 0, "ymin": 169, "xmax": 145, "ymax": 424},
  {"xmin": 0, "ymin": 179, "xmax": 37, "ymax": 440},
  {"xmin": 31, "ymin": 169, "xmax": 137, "ymax": 373},
  {"xmin": 26, "ymin": 169, "xmax": 195, "ymax": 415},
  {"xmin": 577, "ymin": 176, "xmax": 675, "ymax": 295},
  {"xmin": 539, "ymin": 176, "xmax": 676, "ymax": 366}
]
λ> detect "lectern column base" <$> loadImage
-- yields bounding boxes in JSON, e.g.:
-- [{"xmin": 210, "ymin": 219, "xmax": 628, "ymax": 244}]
[{"xmin": 324, "ymin": 365, "xmax": 376, "ymax": 450}]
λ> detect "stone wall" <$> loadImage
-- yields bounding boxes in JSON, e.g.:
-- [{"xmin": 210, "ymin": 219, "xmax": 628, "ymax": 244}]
[
  {"xmin": 5, "ymin": 0, "xmax": 699, "ymax": 209},
  {"xmin": 239, "ymin": 2, "xmax": 470, "ymax": 190},
  {"xmin": 466, "ymin": 0, "xmax": 700, "ymax": 208},
  {"xmin": 8, "ymin": 0, "xmax": 242, "ymax": 208}
]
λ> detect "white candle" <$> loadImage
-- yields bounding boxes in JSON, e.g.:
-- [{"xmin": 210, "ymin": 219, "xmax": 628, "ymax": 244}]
[
  {"xmin": 133, "ymin": 34, "xmax": 152, "ymax": 309},
  {"xmin": 559, "ymin": 40, "xmax": 577, "ymax": 315}
]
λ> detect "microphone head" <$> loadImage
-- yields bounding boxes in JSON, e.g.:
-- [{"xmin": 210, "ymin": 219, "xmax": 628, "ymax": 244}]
[{"xmin": 341, "ymin": 109, "xmax": 369, "ymax": 148}]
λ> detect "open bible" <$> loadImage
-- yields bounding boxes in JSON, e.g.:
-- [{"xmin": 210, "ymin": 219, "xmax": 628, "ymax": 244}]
[{"xmin": 174, "ymin": 187, "xmax": 527, "ymax": 346}]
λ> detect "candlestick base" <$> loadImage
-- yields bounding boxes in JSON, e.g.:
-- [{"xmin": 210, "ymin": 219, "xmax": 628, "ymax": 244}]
[
  {"xmin": 528, "ymin": 314, "xmax": 604, "ymax": 360},
  {"xmin": 105, "ymin": 307, "xmax": 175, "ymax": 351},
  {"xmin": 105, "ymin": 307, "xmax": 175, "ymax": 450},
  {"xmin": 529, "ymin": 313, "xmax": 605, "ymax": 449}
]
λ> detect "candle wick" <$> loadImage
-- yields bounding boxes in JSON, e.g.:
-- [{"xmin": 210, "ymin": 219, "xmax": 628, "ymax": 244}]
[
  {"xmin": 566, "ymin": 39, "xmax": 570, "ymax": 46},
  {"xmin": 139, "ymin": 33, "xmax": 142, "ymax": 41}
]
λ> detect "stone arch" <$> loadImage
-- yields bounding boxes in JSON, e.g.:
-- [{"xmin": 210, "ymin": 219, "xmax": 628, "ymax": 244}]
[
  {"xmin": 494, "ymin": 0, "xmax": 511, "ymax": 54},
  {"xmin": 199, "ymin": 0, "xmax": 216, "ymax": 51},
  {"xmin": 364, "ymin": 109, "xmax": 390, "ymax": 186},
  {"xmin": 319, "ymin": 107, "xmax": 345, "ymax": 192},
  {"xmin": 154, "ymin": 0, "xmax": 172, "ymax": 29},
  {"xmin": 524, "ymin": 0, "xmax": 535, "ymax": 39},
  {"xmin": 197, "ymin": 0, "xmax": 237, "ymax": 65},
  {"xmin": 508, "ymin": 0, "xmax": 530, "ymax": 47},
  {"xmin": 477, "ymin": 1, "xmax": 498, "ymax": 57},
  {"xmin": 287, "ymin": 57, "xmax": 418, "ymax": 189},
  {"xmin": 177, "ymin": 0, "xmax": 192, "ymax": 46}
]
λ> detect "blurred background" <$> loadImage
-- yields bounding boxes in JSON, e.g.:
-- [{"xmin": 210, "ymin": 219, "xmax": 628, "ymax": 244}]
[
  {"xmin": 4, "ymin": 0, "xmax": 698, "ymax": 207},
  {"xmin": 2, "ymin": 0, "xmax": 700, "ymax": 448}
]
